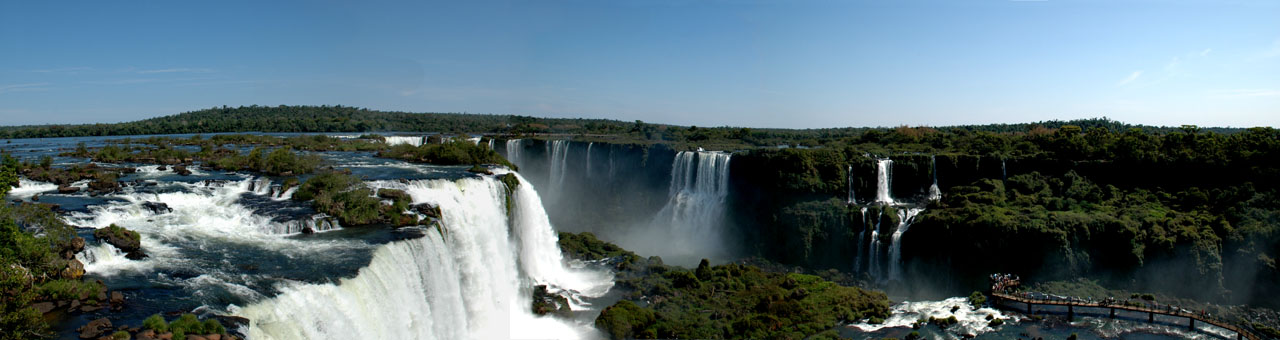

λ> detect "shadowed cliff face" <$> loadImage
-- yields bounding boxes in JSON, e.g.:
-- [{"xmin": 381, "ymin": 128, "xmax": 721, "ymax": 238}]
[{"xmin": 498, "ymin": 140, "xmax": 1280, "ymax": 307}]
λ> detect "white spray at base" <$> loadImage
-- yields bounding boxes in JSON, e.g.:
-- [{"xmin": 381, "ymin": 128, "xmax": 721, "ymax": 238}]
[
  {"xmin": 850, "ymin": 297, "xmax": 1015, "ymax": 337},
  {"xmin": 7, "ymin": 179, "xmax": 58, "ymax": 198},
  {"xmin": 384, "ymin": 136, "xmax": 425, "ymax": 147},
  {"xmin": 235, "ymin": 172, "xmax": 613, "ymax": 340},
  {"xmin": 887, "ymin": 208, "xmax": 923, "ymax": 282}
]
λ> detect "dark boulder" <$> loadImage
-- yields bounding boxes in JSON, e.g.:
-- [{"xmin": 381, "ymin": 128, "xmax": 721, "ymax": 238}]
[
  {"xmin": 93, "ymin": 225, "xmax": 146, "ymax": 259},
  {"xmin": 412, "ymin": 203, "xmax": 442, "ymax": 219},
  {"xmin": 31, "ymin": 194, "xmax": 39, "ymax": 201},
  {"xmin": 77, "ymin": 318, "xmax": 112, "ymax": 339},
  {"xmin": 142, "ymin": 202, "xmax": 172, "ymax": 214},
  {"xmin": 173, "ymin": 165, "xmax": 192, "ymax": 176},
  {"xmin": 62, "ymin": 259, "xmax": 85, "ymax": 279},
  {"xmin": 61, "ymin": 236, "xmax": 86, "ymax": 259},
  {"xmin": 59, "ymin": 185, "xmax": 80, "ymax": 194},
  {"xmin": 157, "ymin": 165, "xmax": 167, "ymax": 171},
  {"xmin": 531, "ymin": 285, "xmax": 573, "ymax": 318}
]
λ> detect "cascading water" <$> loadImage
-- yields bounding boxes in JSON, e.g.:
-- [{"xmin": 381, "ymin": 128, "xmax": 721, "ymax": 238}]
[
  {"xmin": 640, "ymin": 151, "xmax": 732, "ymax": 263},
  {"xmin": 236, "ymin": 173, "xmax": 612, "ymax": 340},
  {"xmin": 384, "ymin": 136, "xmax": 425, "ymax": 147},
  {"xmin": 585, "ymin": 142, "xmax": 593, "ymax": 178},
  {"xmin": 875, "ymin": 158, "xmax": 894, "ymax": 204},
  {"xmin": 854, "ymin": 207, "xmax": 867, "ymax": 273},
  {"xmin": 546, "ymin": 140, "xmax": 570, "ymax": 195},
  {"xmin": 887, "ymin": 208, "xmax": 923, "ymax": 281},
  {"xmin": 868, "ymin": 210, "xmax": 882, "ymax": 278},
  {"xmin": 847, "ymin": 165, "xmax": 857, "ymax": 205},
  {"xmin": 506, "ymin": 139, "xmax": 524, "ymax": 167},
  {"xmin": 927, "ymin": 155, "xmax": 941, "ymax": 201},
  {"xmin": 487, "ymin": 139, "xmax": 495, "ymax": 150},
  {"xmin": 1001, "ymin": 158, "xmax": 1007, "ymax": 181}
]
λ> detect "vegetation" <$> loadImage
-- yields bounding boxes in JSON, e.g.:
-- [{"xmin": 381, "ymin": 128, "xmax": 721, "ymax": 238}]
[
  {"xmin": 0, "ymin": 156, "xmax": 104, "ymax": 339},
  {"xmin": 376, "ymin": 141, "xmax": 515, "ymax": 169},
  {"xmin": 558, "ymin": 232, "xmax": 889, "ymax": 340},
  {"xmin": 291, "ymin": 171, "xmax": 417, "ymax": 227},
  {"xmin": 140, "ymin": 313, "xmax": 226, "ymax": 339}
]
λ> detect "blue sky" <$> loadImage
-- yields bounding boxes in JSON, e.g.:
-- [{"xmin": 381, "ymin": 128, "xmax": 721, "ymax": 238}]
[{"xmin": 1, "ymin": 0, "xmax": 1277, "ymax": 128}]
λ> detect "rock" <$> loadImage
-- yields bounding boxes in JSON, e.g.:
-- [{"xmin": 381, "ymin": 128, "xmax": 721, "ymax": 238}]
[
  {"xmin": 142, "ymin": 202, "xmax": 172, "ymax": 214},
  {"xmin": 10, "ymin": 199, "xmax": 20, "ymax": 203},
  {"xmin": 59, "ymin": 185, "xmax": 81, "ymax": 194},
  {"xmin": 80, "ymin": 304, "xmax": 102, "ymax": 313},
  {"xmin": 157, "ymin": 165, "xmax": 168, "ymax": 171},
  {"xmin": 93, "ymin": 225, "xmax": 147, "ymax": 259},
  {"xmin": 206, "ymin": 334, "xmax": 222, "ymax": 340},
  {"xmin": 33, "ymin": 301, "xmax": 56, "ymax": 314},
  {"xmin": 412, "ymin": 203, "xmax": 442, "ymax": 219},
  {"xmin": 31, "ymin": 194, "xmax": 39, "ymax": 201},
  {"xmin": 136, "ymin": 330, "xmax": 158, "ymax": 340},
  {"xmin": 187, "ymin": 335, "xmax": 209, "ymax": 340},
  {"xmin": 62, "ymin": 258, "xmax": 85, "ymax": 279},
  {"xmin": 70, "ymin": 299, "xmax": 81, "ymax": 311},
  {"xmin": 62, "ymin": 236, "xmax": 87, "ymax": 259},
  {"xmin": 78, "ymin": 317, "xmax": 112, "ymax": 339},
  {"xmin": 110, "ymin": 291, "xmax": 124, "ymax": 306},
  {"xmin": 173, "ymin": 165, "xmax": 191, "ymax": 176},
  {"xmin": 531, "ymin": 285, "xmax": 573, "ymax": 318}
]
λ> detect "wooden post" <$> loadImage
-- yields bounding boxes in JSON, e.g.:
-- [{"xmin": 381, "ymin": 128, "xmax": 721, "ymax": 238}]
[
  {"xmin": 1068, "ymin": 305, "xmax": 1074, "ymax": 320},
  {"xmin": 1149, "ymin": 312, "xmax": 1154, "ymax": 323},
  {"xmin": 1026, "ymin": 302, "xmax": 1032, "ymax": 314},
  {"xmin": 1190, "ymin": 318, "xmax": 1195, "ymax": 329},
  {"xmin": 1109, "ymin": 307, "xmax": 1115, "ymax": 318}
]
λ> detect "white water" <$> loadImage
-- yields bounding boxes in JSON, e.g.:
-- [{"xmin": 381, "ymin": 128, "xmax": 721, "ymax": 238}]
[
  {"xmin": 467, "ymin": 137, "xmax": 482, "ymax": 145},
  {"xmin": 7, "ymin": 179, "xmax": 58, "ymax": 198},
  {"xmin": 506, "ymin": 139, "xmax": 524, "ymax": 167},
  {"xmin": 869, "ymin": 210, "xmax": 882, "ymax": 278},
  {"xmin": 585, "ymin": 142, "xmax": 594, "ymax": 178},
  {"xmin": 239, "ymin": 173, "xmax": 612, "ymax": 340},
  {"xmin": 875, "ymin": 159, "xmax": 894, "ymax": 204},
  {"xmin": 854, "ymin": 207, "xmax": 867, "ymax": 273},
  {"xmin": 546, "ymin": 140, "xmax": 570, "ymax": 195},
  {"xmin": 648, "ymin": 151, "xmax": 732, "ymax": 260},
  {"xmin": 851, "ymin": 297, "xmax": 1014, "ymax": 337},
  {"xmin": 385, "ymin": 136, "xmax": 425, "ymax": 147},
  {"xmin": 488, "ymin": 139, "xmax": 495, "ymax": 150},
  {"xmin": 847, "ymin": 165, "xmax": 857, "ymax": 204},
  {"xmin": 927, "ymin": 156, "xmax": 942, "ymax": 201},
  {"xmin": 887, "ymin": 208, "xmax": 924, "ymax": 281}
]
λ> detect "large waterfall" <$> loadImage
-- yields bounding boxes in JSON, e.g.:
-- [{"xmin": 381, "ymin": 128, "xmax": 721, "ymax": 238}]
[
  {"xmin": 622, "ymin": 151, "xmax": 732, "ymax": 265},
  {"xmin": 385, "ymin": 136, "xmax": 425, "ymax": 147},
  {"xmin": 235, "ymin": 173, "xmax": 612, "ymax": 340},
  {"xmin": 927, "ymin": 156, "xmax": 941, "ymax": 201},
  {"xmin": 847, "ymin": 165, "xmax": 857, "ymax": 204},
  {"xmin": 546, "ymin": 140, "xmax": 570, "ymax": 195},
  {"xmin": 875, "ymin": 158, "xmax": 894, "ymax": 204},
  {"xmin": 887, "ymin": 208, "xmax": 924, "ymax": 281},
  {"xmin": 506, "ymin": 139, "xmax": 524, "ymax": 167}
]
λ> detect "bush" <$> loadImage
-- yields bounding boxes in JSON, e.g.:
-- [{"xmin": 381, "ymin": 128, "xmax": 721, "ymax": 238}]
[
  {"xmin": 968, "ymin": 291, "xmax": 987, "ymax": 309},
  {"xmin": 110, "ymin": 330, "xmax": 130, "ymax": 340},
  {"xmin": 142, "ymin": 314, "xmax": 168, "ymax": 333}
]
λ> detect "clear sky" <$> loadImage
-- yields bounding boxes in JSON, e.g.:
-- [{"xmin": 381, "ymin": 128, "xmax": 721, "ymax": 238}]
[{"xmin": 1, "ymin": 0, "xmax": 1277, "ymax": 128}]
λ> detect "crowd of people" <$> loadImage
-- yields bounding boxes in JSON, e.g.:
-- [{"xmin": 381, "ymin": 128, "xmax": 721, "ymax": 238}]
[{"xmin": 990, "ymin": 273, "xmax": 1020, "ymax": 294}]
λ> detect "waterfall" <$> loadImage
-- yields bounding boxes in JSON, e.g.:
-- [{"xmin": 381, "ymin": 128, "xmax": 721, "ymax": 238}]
[
  {"xmin": 875, "ymin": 158, "xmax": 894, "ymax": 205},
  {"xmin": 868, "ymin": 210, "xmax": 882, "ymax": 278},
  {"xmin": 643, "ymin": 151, "xmax": 732, "ymax": 262},
  {"xmin": 585, "ymin": 142, "xmax": 594, "ymax": 178},
  {"xmin": 1001, "ymin": 158, "xmax": 1007, "ymax": 181},
  {"xmin": 505, "ymin": 139, "xmax": 524, "ymax": 168},
  {"xmin": 384, "ymin": 136, "xmax": 425, "ymax": 147},
  {"xmin": 854, "ymin": 207, "xmax": 867, "ymax": 273},
  {"xmin": 487, "ymin": 139, "xmax": 495, "ymax": 150},
  {"xmin": 887, "ymin": 208, "xmax": 924, "ymax": 281},
  {"xmin": 467, "ymin": 137, "xmax": 482, "ymax": 145},
  {"xmin": 546, "ymin": 140, "xmax": 570, "ymax": 194},
  {"xmin": 846, "ymin": 165, "xmax": 857, "ymax": 204},
  {"xmin": 928, "ymin": 155, "xmax": 941, "ymax": 202},
  {"xmin": 237, "ymin": 173, "xmax": 612, "ymax": 340}
]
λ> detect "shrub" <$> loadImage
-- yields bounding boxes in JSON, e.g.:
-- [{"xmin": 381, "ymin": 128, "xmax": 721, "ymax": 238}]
[{"xmin": 142, "ymin": 314, "xmax": 168, "ymax": 333}]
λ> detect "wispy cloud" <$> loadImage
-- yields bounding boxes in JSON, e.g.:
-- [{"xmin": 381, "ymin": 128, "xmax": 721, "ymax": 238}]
[
  {"xmin": 1211, "ymin": 89, "xmax": 1280, "ymax": 98},
  {"xmin": 28, "ymin": 67, "xmax": 91, "ymax": 74},
  {"xmin": 1116, "ymin": 71, "xmax": 1142, "ymax": 86},
  {"xmin": 0, "ymin": 83, "xmax": 51, "ymax": 94},
  {"xmin": 135, "ymin": 68, "xmax": 215, "ymax": 74},
  {"xmin": 1199, "ymin": 48, "xmax": 1212, "ymax": 57}
]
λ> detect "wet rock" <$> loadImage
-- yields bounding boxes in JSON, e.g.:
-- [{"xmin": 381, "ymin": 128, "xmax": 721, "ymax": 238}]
[
  {"xmin": 110, "ymin": 291, "xmax": 124, "ymax": 305},
  {"xmin": 62, "ymin": 236, "xmax": 87, "ymax": 259},
  {"xmin": 31, "ymin": 194, "xmax": 39, "ymax": 201},
  {"xmin": 142, "ymin": 202, "xmax": 172, "ymax": 214},
  {"xmin": 62, "ymin": 258, "xmax": 85, "ymax": 279},
  {"xmin": 173, "ymin": 165, "xmax": 191, "ymax": 176},
  {"xmin": 93, "ymin": 225, "xmax": 147, "ymax": 259},
  {"xmin": 80, "ymin": 304, "xmax": 102, "ymax": 313},
  {"xmin": 412, "ymin": 203, "xmax": 442, "ymax": 219},
  {"xmin": 78, "ymin": 318, "xmax": 112, "ymax": 339},
  {"xmin": 157, "ymin": 165, "xmax": 167, "ymax": 171},
  {"xmin": 59, "ymin": 185, "xmax": 80, "ymax": 194},
  {"xmin": 531, "ymin": 285, "xmax": 573, "ymax": 318},
  {"xmin": 135, "ymin": 329, "xmax": 158, "ymax": 340},
  {"xmin": 10, "ymin": 199, "xmax": 20, "ymax": 203},
  {"xmin": 33, "ymin": 301, "xmax": 56, "ymax": 314}
]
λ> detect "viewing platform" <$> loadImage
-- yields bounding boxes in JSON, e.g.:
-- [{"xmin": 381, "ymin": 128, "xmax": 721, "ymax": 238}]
[{"xmin": 988, "ymin": 274, "xmax": 1259, "ymax": 340}]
